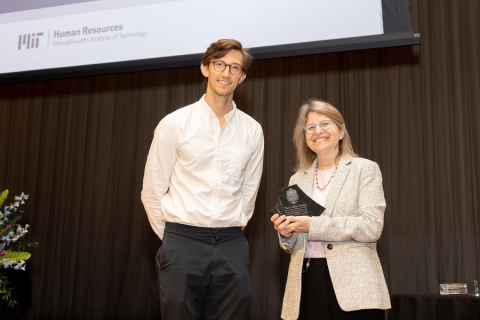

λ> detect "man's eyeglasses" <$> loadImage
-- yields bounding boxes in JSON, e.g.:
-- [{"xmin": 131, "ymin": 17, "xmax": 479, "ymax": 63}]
[
  {"xmin": 210, "ymin": 61, "xmax": 244, "ymax": 75},
  {"xmin": 303, "ymin": 120, "xmax": 336, "ymax": 134}
]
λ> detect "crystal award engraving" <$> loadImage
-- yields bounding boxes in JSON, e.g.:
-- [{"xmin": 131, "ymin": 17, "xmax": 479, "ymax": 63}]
[{"xmin": 271, "ymin": 184, "xmax": 325, "ymax": 217}]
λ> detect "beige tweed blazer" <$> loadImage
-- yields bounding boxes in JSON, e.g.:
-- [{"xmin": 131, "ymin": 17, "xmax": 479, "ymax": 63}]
[{"xmin": 279, "ymin": 156, "xmax": 391, "ymax": 320}]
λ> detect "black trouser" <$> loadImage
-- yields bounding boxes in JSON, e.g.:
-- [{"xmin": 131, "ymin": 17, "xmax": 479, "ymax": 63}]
[
  {"xmin": 156, "ymin": 222, "xmax": 251, "ymax": 320},
  {"xmin": 299, "ymin": 258, "xmax": 385, "ymax": 320}
]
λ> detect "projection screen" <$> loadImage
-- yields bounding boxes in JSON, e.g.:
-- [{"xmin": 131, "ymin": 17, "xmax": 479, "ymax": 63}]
[{"xmin": 0, "ymin": 0, "xmax": 420, "ymax": 84}]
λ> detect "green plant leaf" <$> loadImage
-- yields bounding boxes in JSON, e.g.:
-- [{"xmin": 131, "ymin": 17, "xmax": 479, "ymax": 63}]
[
  {"xmin": 0, "ymin": 273, "xmax": 17, "ymax": 307},
  {"xmin": 0, "ymin": 190, "xmax": 8, "ymax": 207},
  {"xmin": 3, "ymin": 251, "xmax": 31, "ymax": 262},
  {"xmin": 9, "ymin": 238, "xmax": 39, "ymax": 251}
]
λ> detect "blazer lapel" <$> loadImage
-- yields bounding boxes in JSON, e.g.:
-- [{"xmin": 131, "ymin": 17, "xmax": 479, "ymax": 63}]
[
  {"xmin": 324, "ymin": 156, "xmax": 352, "ymax": 212},
  {"xmin": 296, "ymin": 161, "xmax": 316, "ymax": 197}
]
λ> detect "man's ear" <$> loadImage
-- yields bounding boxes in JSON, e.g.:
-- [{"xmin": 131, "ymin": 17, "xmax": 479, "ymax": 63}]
[
  {"xmin": 200, "ymin": 64, "xmax": 209, "ymax": 77},
  {"xmin": 238, "ymin": 73, "xmax": 247, "ymax": 84}
]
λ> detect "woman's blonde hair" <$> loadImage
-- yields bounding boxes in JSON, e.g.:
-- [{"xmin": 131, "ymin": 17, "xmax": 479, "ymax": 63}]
[{"xmin": 293, "ymin": 98, "xmax": 357, "ymax": 171}]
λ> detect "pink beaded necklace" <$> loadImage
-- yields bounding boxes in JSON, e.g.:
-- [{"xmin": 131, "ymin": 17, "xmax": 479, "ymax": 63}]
[{"xmin": 315, "ymin": 161, "xmax": 338, "ymax": 191}]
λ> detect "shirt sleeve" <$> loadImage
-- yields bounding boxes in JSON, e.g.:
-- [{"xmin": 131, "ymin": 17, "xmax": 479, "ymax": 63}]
[
  {"xmin": 141, "ymin": 114, "xmax": 178, "ymax": 240},
  {"xmin": 241, "ymin": 124, "xmax": 264, "ymax": 222},
  {"xmin": 278, "ymin": 232, "xmax": 297, "ymax": 254}
]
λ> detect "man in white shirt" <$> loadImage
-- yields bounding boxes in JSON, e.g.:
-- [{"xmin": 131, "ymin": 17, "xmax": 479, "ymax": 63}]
[{"xmin": 141, "ymin": 39, "xmax": 264, "ymax": 320}]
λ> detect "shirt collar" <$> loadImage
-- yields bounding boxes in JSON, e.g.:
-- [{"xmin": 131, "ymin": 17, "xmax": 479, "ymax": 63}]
[{"xmin": 200, "ymin": 94, "xmax": 237, "ymax": 121}]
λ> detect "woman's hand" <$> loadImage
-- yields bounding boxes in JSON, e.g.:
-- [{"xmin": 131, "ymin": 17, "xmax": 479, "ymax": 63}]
[
  {"xmin": 287, "ymin": 216, "xmax": 311, "ymax": 233},
  {"xmin": 271, "ymin": 214, "xmax": 295, "ymax": 238}
]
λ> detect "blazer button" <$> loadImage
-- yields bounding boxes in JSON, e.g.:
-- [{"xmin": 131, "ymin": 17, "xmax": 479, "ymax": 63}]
[{"xmin": 327, "ymin": 244, "xmax": 333, "ymax": 250}]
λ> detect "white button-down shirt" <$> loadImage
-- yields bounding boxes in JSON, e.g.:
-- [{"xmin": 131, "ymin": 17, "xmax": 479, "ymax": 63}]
[{"xmin": 141, "ymin": 95, "xmax": 264, "ymax": 240}]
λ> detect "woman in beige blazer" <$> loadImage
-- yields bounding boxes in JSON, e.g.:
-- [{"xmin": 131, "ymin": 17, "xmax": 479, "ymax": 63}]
[{"xmin": 271, "ymin": 99, "xmax": 390, "ymax": 320}]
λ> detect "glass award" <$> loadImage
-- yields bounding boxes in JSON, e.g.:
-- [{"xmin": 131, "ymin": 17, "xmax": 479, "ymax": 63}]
[{"xmin": 271, "ymin": 184, "xmax": 325, "ymax": 217}]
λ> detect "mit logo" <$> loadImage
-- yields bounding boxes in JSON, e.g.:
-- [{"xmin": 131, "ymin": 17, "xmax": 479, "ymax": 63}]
[{"xmin": 18, "ymin": 33, "xmax": 44, "ymax": 50}]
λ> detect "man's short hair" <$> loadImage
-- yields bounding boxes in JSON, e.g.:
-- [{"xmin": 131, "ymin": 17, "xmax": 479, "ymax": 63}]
[{"xmin": 201, "ymin": 39, "xmax": 253, "ymax": 74}]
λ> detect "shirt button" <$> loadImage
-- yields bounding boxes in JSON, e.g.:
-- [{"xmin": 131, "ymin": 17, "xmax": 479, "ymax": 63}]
[{"xmin": 327, "ymin": 244, "xmax": 333, "ymax": 250}]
